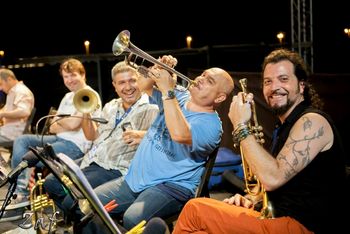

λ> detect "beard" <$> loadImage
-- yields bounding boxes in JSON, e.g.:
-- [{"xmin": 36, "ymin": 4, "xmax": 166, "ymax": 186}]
[
  {"xmin": 269, "ymin": 86, "xmax": 301, "ymax": 116},
  {"xmin": 270, "ymin": 85, "xmax": 300, "ymax": 116},
  {"xmin": 270, "ymin": 99, "xmax": 295, "ymax": 116}
]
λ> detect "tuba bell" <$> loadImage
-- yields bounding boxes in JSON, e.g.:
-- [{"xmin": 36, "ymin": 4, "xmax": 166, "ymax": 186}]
[{"xmin": 73, "ymin": 88, "xmax": 100, "ymax": 114}]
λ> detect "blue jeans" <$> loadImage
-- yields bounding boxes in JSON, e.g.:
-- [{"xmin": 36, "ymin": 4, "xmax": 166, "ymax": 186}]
[
  {"xmin": 44, "ymin": 162, "xmax": 122, "ymax": 213},
  {"xmin": 11, "ymin": 134, "xmax": 84, "ymax": 197},
  {"xmin": 82, "ymin": 178, "xmax": 185, "ymax": 232}
]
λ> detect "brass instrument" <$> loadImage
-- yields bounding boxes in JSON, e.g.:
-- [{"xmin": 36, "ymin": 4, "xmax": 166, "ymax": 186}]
[
  {"xmin": 73, "ymin": 88, "xmax": 100, "ymax": 114},
  {"xmin": 238, "ymin": 78, "xmax": 274, "ymax": 219},
  {"xmin": 30, "ymin": 172, "xmax": 57, "ymax": 232},
  {"xmin": 112, "ymin": 30, "xmax": 196, "ymax": 90}
]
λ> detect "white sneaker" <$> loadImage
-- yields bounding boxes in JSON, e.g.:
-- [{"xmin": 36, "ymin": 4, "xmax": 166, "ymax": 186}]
[
  {"xmin": 4, "ymin": 194, "xmax": 30, "ymax": 210},
  {"xmin": 0, "ymin": 207, "xmax": 25, "ymax": 222}
]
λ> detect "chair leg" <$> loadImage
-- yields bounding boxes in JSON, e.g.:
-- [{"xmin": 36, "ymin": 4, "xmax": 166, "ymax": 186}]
[{"xmin": 222, "ymin": 170, "xmax": 245, "ymax": 192}]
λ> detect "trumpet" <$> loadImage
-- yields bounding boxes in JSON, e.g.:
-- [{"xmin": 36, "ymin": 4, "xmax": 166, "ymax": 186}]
[
  {"xmin": 238, "ymin": 78, "xmax": 274, "ymax": 219},
  {"xmin": 73, "ymin": 88, "xmax": 100, "ymax": 114},
  {"xmin": 30, "ymin": 172, "xmax": 57, "ymax": 232},
  {"xmin": 112, "ymin": 30, "xmax": 196, "ymax": 90}
]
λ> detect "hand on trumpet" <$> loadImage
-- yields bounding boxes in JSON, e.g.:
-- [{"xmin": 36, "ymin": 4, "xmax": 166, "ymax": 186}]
[
  {"xmin": 159, "ymin": 55, "xmax": 178, "ymax": 82},
  {"xmin": 157, "ymin": 55, "xmax": 178, "ymax": 69},
  {"xmin": 151, "ymin": 55, "xmax": 177, "ymax": 81},
  {"xmin": 148, "ymin": 66, "xmax": 176, "ymax": 94},
  {"xmin": 223, "ymin": 193, "xmax": 254, "ymax": 209},
  {"xmin": 229, "ymin": 92, "xmax": 253, "ymax": 129}
]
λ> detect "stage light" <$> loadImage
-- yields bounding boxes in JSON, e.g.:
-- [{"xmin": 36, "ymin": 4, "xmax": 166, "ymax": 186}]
[
  {"xmin": 186, "ymin": 36, "xmax": 192, "ymax": 48},
  {"xmin": 84, "ymin": 40, "xmax": 90, "ymax": 55},
  {"xmin": 277, "ymin": 32, "xmax": 285, "ymax": 44}
]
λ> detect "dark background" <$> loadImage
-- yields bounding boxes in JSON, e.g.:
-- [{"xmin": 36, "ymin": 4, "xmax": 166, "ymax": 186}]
[
  {"xmin": 0, "ymin": 1, "xmax": 349, "ymax": 163},
  {"xmin": 0, "ymin": 1, "xmax": 349, "ymax": 73}
]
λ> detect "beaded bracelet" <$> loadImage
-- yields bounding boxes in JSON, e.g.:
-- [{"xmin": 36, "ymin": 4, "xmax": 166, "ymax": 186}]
[
  {"xmin": 232, "ymin": 123, "xmax": 248, "ymax": 135},
  {"xmin": 233, "ymin": 126, "xmax": 251, "ymax": 147}
]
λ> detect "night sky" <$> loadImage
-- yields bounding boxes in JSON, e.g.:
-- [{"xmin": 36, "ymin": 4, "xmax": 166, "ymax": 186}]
[{"xmin": 1, "ymin": 1, "xmax": 349, "ymax": 73}]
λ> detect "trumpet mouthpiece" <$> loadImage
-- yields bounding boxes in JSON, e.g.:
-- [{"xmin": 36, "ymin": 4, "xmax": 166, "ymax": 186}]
[{"xmin": 190, "ymin": 80, "xmax": 198, "ymax": 87}]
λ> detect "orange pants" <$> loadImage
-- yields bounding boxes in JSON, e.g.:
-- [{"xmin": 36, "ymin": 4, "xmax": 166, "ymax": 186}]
[{"xmin": 172, "ymin": 197, "xmax": 313, "ymax": 234}]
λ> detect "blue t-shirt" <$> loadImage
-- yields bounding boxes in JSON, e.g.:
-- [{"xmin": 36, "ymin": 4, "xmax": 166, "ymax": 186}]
[{"xmin": 125, "ymin": 87, "xmax": 222, "ymax": 195}]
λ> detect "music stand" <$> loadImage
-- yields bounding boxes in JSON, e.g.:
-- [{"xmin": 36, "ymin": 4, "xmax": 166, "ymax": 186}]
[{"xmin": 30, "ymin": 144, "xmax": 122, "ymax": 234}]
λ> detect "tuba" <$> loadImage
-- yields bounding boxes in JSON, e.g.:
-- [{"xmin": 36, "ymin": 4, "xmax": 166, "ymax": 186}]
[
  {"xmin": 73, "ymin": 88, "xmax": 100, "ymax": 114},
  {"xmin": 237, "ymin": 78, "xmax": 274, "ymax": 219},
  {"xmin": 112, "ymin": 30, "xmax": 196, "ymax": 90}
]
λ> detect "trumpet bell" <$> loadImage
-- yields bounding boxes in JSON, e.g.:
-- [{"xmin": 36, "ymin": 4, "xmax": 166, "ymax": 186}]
[
  {"xmin": 112, "ymin": 30, "xmax": 131, "ymax": 56},
  {"xmin": 73, "ymin": 88, "xmax": 100, "ymax": 114},
  {"xmin": 112, "ymin": 29, "xmax": 197, "ymax": 90}
]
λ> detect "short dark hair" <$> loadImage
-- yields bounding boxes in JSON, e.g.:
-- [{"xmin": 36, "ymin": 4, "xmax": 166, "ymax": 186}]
[{"xmin": 0, "ymin": 68, "xmax": 17, "ymax": 81}]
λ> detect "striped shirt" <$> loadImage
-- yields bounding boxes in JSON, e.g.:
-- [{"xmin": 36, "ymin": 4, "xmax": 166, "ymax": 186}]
[{"xmin": 79, "ymin": 94, "xmax": 158, "ymax": 175}]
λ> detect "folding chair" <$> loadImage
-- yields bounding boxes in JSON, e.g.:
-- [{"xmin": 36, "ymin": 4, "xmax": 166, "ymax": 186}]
[
  {"xmin": 164, "ymin": 147, "xmax": 219, "ymax": 229},
  {"xmin": 40, "ymin": 106, "xmax": 57, "ymax": 135},
  {"xmin": 0, "ymin": 107, "xmax": 36, "ymax": 150}
]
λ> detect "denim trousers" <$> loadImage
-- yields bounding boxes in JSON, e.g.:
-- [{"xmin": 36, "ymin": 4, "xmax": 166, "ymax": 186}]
[
  {"xmin": 44, "ymin": 162, "xmax": 122, "ymax": 213},
  {"xmin": 82, "ymin": 178, "xmax": 184, "ymax": 232},
  {"xmin": 11, "ymin": 134, "xmax": 84, "ymax": 197}
]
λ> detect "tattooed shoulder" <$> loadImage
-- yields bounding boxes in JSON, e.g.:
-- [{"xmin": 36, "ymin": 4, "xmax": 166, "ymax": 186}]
[{"xmin": 277, "ymin": 113, "xmax": 331, "ymax": 180}]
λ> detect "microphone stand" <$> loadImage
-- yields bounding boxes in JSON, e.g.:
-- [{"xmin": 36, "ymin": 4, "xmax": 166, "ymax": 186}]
[
  {"xmin": 0, "ymin": 173, "xmax": 19, "ymax": 220},
  {"xmin": 34, "ymin": 145, "xmax": 122, "ymax": 234},
  {"xmin": 35, "ymin": 114, "xmax": 108, "ymax": 147},
  {"xmin": 0, "ymin": 115, "xmax": 108, "ymax": 221}
]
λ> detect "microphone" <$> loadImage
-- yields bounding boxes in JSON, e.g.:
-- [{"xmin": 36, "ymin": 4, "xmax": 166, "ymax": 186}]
[
  {"xmin": 89, "ymin": 117, "xmax": 108, "ymax": 124},
  {"xmin": 35, "ymin": 114, "xmax": 108, "ymax": 139},
  {"xmin": 0, "ymin": 151, "xmax": 40, "ymax": 187},
  {"xmin": 55, "ymin": 114, "xmax": 108, "ymax": 124},
  {"xmin": 56, "ymin": 114, "xmax": 71, "ymax": 118}
]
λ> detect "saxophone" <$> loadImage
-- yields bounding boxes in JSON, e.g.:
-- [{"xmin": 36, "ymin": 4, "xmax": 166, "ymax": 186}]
[{"xmin": 237, "ymin": 78, "xmax": 274, "ymax": 219}]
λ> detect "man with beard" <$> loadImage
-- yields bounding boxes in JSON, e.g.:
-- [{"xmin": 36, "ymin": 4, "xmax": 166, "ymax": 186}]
[
  {"xmin": 172, "ymin": 49, "xmax": 347, "ymax": 234},
  {"xmin": 43, "ymin": 61, "xmax": 158, "ymax": 222}
]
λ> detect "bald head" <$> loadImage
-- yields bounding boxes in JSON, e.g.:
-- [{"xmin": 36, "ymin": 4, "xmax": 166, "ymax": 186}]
[
  {"xmin": 209, "ymin": 67, "xmax": 234, "ymax": 95},
  {"xmin": 189, "ymin": 67, "xmax": 234, "ymax": 111}
]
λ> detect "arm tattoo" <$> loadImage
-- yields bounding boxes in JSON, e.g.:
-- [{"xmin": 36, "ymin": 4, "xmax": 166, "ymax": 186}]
[{"xmin": 278, "ymin": 116, "xmax": 324, "ymax": 180}]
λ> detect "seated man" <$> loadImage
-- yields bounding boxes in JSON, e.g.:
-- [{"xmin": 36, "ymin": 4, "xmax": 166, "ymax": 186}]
[
  {"xmin": 172, "ymin": 49, "xmax": 347, "ymax": 234},
  {"xmin": 6, "ymin": 58, "xmax": 102, "ymax": 210},
  {"xmin": 79, "ymin": 55, "xmax": 234, "ymax": 233},
  {"xmin": 0, "ymin": 68, "xmax": 34, "ymax": 145},
  {"xmin": 43, "ymin": 61, "xmax": 158, "ymax": 220}
]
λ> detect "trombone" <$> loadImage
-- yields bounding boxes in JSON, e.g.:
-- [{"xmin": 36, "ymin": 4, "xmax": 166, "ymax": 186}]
[
  {"xmin": 112, "ymin": 30, "xmax": 196, "ymax": 90},
  {"xmin": 73, "ymin": 88, "xmax": 100, "ymax": 114}
]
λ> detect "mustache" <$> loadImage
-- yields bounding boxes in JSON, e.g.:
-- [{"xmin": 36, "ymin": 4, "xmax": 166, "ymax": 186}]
[{"xmin": 270, "ymin": 89, "xmax": 288, "ymax": 96}]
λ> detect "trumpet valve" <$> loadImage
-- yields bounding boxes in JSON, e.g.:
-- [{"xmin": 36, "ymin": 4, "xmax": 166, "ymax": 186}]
[{"xmin": 254, "ymin": 125, "xmax": 263, "ymax": 131}]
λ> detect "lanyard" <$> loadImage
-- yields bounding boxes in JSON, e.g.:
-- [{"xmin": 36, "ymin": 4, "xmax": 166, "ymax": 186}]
[
  {"xmin": 103, "ymin": 105, "xmax": 133, "ymax": 141},
  {"xmin": 115, "ymin": 106, "xmax": 133, "ymax": 127}
]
